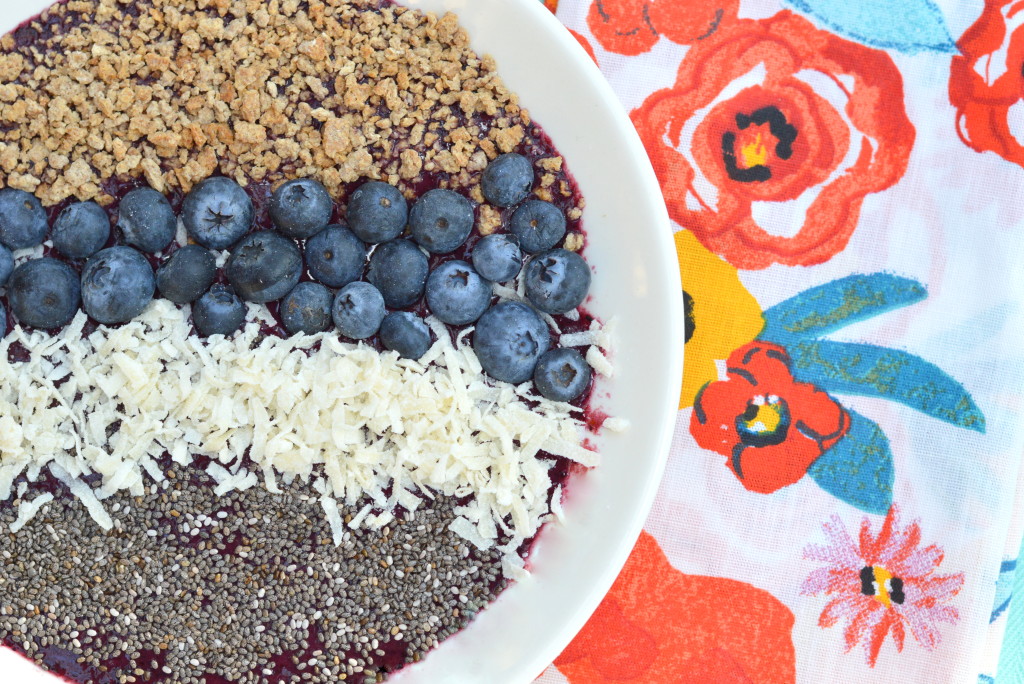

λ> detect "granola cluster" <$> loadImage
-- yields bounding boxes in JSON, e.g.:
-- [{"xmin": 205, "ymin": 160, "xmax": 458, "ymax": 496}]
[{"xmin": 0, "ymin": 0, "xmax": 577, "ymax": 210}]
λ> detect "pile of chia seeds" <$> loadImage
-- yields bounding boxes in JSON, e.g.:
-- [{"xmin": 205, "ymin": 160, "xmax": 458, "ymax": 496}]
[{"xmin": 0, "ymin": 470, "xmax": 507, "ymax": 683}]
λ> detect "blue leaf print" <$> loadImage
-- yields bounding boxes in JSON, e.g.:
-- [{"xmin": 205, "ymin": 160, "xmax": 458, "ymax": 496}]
[
  {"xmin": 992, "ymin": 559, "xmax": 1017, "ymax": 623},
  {"xmin": 807, "ymin": 409, "xmax": 893, "ymax": 515},
  {"xmin": 786, "ymin": 340, "xmax": 986, "ymax": 432},
  {"xmin": 783, "ymin": 0, "xmax": 957, "ymax": 54},
  {"xmin": 760, "ymin": 273, "xmax": 926, "ymax": 345}
]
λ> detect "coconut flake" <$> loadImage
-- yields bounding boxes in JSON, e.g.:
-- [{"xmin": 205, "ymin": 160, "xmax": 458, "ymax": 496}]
[
  {"xmin": 49, "ymin": 463, "xmax": 113, "ymax": 531},
  {"xmin": 586, "ymin": 346, "xmax": 614, "ymax": 377},
  {"xmin": 549, "ymin": 485, "xmax": 566, "ymax": 525},
  {"xmin": 10, "ymin": 493, "xmax": 53, "ymax": 533},
  {"xmin": 559, "ymin": 331, "xmax": 597, "ymax": 348},
  {"xmin": 320, "ymin": 495, "xmax": 345, "ymax": 546},
  {"xmin": 448, "ymin": 516, "xmax": 493, "ymax": 551},
  {"xmin": 492, "ymin": 283, "xmax": 521, "ymax": 303},
  {"xmin": 603, "ymin": 417, "xmax": 631, "ymax": 433}
]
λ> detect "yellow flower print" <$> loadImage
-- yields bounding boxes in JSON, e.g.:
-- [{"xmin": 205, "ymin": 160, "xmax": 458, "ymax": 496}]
[{"xmin": 676, "ymin": 229, "xmax": 763, "ymax": 408}]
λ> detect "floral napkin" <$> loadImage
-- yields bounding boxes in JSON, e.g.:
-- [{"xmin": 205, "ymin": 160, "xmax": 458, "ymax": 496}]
[{"xmin": 533, "ymin": 0, "xmax": 1024, "ymax": 681}]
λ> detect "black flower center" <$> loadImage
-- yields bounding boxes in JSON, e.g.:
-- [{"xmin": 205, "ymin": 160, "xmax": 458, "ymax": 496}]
[
  {"xmin": 860, "ymin": 566, "xmax": 905, "ymax": 606},
  {"xmin": 721, "ymin": 105, "xmax": 798, "ymax": 183}
]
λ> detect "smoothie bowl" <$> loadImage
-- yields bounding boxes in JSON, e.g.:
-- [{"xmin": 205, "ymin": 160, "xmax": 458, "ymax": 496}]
[{"xmin": 0, "ymin": 0, "xmax": 681, "ymax": 682}]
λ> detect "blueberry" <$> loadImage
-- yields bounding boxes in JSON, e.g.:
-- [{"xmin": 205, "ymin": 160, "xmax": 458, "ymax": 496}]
[
  {"xmin": 409, "ymin": 189, "xmax": 474, "ymax": 254},
  {"xmin": 472, "ymin": 301, "xmax": 550, "ymax": 384},
  {"xmin": 81, "ymin": 247, "xmax": 156, "ymax": 324},
  {"xmin": 508, "ymin": 200, "xmax": 566, "ymax": 253},
  {"xmin": 0, "ymin": 188, "xmax": 48, "ymax": 250},
  {"xmin": 281, "ymin": 282, "xmax": 333, "ymax": 336},
  {"xmin": 366, "ymin": 239, "xmax": 428, "ymax": 309},
  {"xmin": 471, "ymin": 233, "xmax": 522, "ymax": 283},
  {"xmin": 117, "ymin": 187, "xmax": 176, "ymax": 254},
  {"xmin": 225, "ymin": 231, "xmax": 303, "ymax": 303},
  {"xmin": 0, "ymin": 244, "xmax": 13, "ymax": 287},
  {"xmin": 156, "ymin": 245, "xmax": 217, "ymax": 304},
  {"xmin": 0, "ymin": 301, "xmax": 5, "ymax": 338},
  {"xmin": 346, "ymin": 181, "xmax": 408, "ymax": 243},
  {"xmin": 332, "ymin": 281, "xmax": 386, "ymax": 340},
  {"xmin": 524, "ymin": 248, "xmax": 591, "ymax": 315},
  {"xmin": 182, "ymin": 177, "xmax": 254, "ymax": 250},
  {"xmin": 481, "ymin": 153, "xmax": 533, "ymax": 207},
  {"xmin": 380, "ymin": 311, "xmax": 431, "ymax": 360},
  {"xmin": 8, "ymin": 258, "xmax": 81, "ymax": 329},
  {"xmin": 52, "ymin": 201, "xmax": 110, "ymax": 259},
  {"xmin": 305, "ymin": 224, "xmax": 366, "ymax": 288},
  {"xmin": 534, "ymin": 348, "xmax": 591, "ymax": 402},
  {"xmin": 270, "ymin": 178, "xmax": 333, "ymax": 239},
  {"xmin": 193, "ymin": 284, "xmax": 246, "ymax": 337},
  {"xmin": 425, "ymin": 260, "xmax": 491, "ymax": 325}
]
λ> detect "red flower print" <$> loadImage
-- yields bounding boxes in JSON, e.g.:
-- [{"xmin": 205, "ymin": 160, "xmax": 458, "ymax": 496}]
[
  {"xmin": 569, "ymin": 29, "xmax": 598, "ymax": 64},
  {"xmin": 690, "ymin": 341, "xmax": 849, "ymax": 493},
  {"xmin": 950, "ymin": 0, "xmax": 1024, "ymax": 166},
  {"xmin": 801, "ymin": 506, "xmax": 964, "ymax": 667},
  {"xmin": 586, "ymin": 0, "xmax": 736, "ymax": 55},
  {"xmin": 555, "ymin": 531, "xmax": 795, "ymax": 683},
  {"xmin": 647, "ymin": 0, "xmax": 738, "ymax": 45},
  {"xmin": 631, "ymin": 11, "xmax": 916, "ymax": 269},
  {"xmin": 587, "ymin": 0, "xmax": 658, "ymax": 56}
]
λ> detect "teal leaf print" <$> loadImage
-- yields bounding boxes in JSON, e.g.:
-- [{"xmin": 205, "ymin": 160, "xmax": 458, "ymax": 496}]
[
  {"xmin": 787, "ymin": 340, "xmax": 986, "ymax": 433},
  {"xmin": 783, "ymin": 0, "xmax": 957, "ymax": 54},
  {"xmin": 760, "ymin": 273, "xmax": 926, "ymax": 345},
  {"xmin": 807, "ymin": 409, "xmax": 893, "ymax": 515}
]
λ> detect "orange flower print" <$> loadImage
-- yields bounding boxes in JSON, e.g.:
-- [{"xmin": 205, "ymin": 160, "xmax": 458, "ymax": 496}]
[
  {"xmin": 950, "ymin": 0, "xmax": 1024, "ymax": 166},
  {"xmin": 690, "ymin": 341, "xmax": 849, "ymax": 494},
  {"xmin": 556, "ymin": 531, "xmax": 796, "ymax": 683},
  {"xmin": 631, "ymin": 11, "xmax": 916, "ymax": 269},
  {"xmin": 801, "ymin": 506, "xmax": 964, "ymax": 667},
  {"xmin": 586, "ymin": 0, "xmax": 736, "ymax": 55}
]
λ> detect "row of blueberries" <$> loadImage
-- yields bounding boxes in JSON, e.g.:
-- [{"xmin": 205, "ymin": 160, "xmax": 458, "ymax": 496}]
[{"xmin": 0, "ymin": 153, "xmax": 592, "ymax": 401}]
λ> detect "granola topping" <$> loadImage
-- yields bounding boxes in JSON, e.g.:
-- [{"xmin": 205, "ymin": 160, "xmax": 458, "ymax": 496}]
[{"xmin": 0, "ymin": 0, "xmax": 581, "ymax": 210}]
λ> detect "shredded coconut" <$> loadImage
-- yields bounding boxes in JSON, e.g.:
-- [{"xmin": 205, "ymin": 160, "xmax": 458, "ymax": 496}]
[{"xmin": 0, "ymin": 300, "xmax": 619, "ymax": 560}]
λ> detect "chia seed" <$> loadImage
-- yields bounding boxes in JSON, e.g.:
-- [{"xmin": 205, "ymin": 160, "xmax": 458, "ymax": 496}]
[{"xmin": 0, "ymin": 469, "xmax": 508, "ymax": 684}]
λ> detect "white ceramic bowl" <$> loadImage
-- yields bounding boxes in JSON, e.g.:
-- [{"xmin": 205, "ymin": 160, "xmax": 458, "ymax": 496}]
[{"xmin": 0, "ymin": 1, "xmax": 683, "ymax": 682}]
